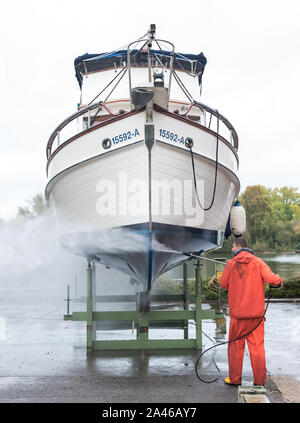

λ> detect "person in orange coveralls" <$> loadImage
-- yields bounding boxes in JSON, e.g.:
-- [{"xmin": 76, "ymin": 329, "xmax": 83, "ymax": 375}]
[{"xmin": 220, "ymin": 236, "xmax": 283, "ymax": 386}]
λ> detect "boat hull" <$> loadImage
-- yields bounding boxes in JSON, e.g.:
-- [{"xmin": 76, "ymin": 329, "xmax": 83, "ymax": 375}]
[
  {"xmin": 46, "ymin": 109, "xmax": 240, "ymax": 289},
  {"xmin": 61, "ymin": 223, "xmax": 222, "ymax": 291}
]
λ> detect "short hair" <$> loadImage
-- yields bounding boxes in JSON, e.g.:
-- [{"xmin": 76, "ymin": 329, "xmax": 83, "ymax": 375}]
[{"xmin": 233, "ymin": 236, "xmax": 248, "ymax": 248}]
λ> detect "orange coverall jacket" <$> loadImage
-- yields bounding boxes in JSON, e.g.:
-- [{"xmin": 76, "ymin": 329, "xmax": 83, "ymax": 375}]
[{"xmin": 220, "ymin": 250, "xmax": 282, "ymax": 318}]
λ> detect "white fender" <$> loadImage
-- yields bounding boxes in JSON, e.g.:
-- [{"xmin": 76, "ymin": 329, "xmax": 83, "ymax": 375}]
[{"xmin": 230, "ymin": 201, "xmax": 246, "ymax": 236}]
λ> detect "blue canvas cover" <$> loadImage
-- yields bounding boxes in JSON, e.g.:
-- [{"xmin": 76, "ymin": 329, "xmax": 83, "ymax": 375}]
[{"xmin": 74, "ymin": 49, "xmax": 207, "ymax": 88}]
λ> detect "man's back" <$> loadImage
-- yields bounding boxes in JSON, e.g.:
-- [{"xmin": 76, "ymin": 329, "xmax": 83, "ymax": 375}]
[{"xmin": 220, "ymin": 250, "xmax": 282, "ymax": 318}]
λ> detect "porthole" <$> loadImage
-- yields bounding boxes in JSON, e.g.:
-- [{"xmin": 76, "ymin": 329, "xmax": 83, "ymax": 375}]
[
  {"xmin": 185, "ymin": 137, "xmax": 193, "ymax": 149},
  {"xmin": 102, "ymin": 138, "xmax": 112, "ymax": 150}
]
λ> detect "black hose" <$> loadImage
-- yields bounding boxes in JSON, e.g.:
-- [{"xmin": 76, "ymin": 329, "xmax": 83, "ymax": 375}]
[{"xmin": 187, "ymin": 110, "xmax": 219, "ymax": 211}]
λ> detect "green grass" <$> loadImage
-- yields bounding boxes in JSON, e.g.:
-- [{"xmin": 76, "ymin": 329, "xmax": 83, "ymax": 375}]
[
  {"xmin": 267, "ymin": 278, "xmax": 300, "ymax": 298},
  {"xmin": 153, "ymin": 276, "xmax": 300, "ymax": 300}
]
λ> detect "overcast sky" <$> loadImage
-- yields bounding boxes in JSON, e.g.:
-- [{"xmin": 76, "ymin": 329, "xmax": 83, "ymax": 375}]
[{"xmin": 0, "ymin": 0, "xmax": 299, "ymax": 220}]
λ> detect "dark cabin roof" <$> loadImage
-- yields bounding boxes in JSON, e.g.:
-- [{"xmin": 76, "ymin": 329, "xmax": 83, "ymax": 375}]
[{"xmin": 74, "ymin": 49, "xmax": 207, "ymax": 88}]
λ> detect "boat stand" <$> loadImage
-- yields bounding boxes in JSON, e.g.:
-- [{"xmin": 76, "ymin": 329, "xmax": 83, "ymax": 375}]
[{"xmin": 64, "ymin": 261, "xmax": 224, "ymax": 351}]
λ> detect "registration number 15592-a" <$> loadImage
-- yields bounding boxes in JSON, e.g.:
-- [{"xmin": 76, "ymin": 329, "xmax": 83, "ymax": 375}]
[
  {"xmin": 112, "ymin": 129, "xmax": 140, "ymax": 145},
  {"xmin": 159, "ymin": 129, "xmax": 185, "ymax": 144}
]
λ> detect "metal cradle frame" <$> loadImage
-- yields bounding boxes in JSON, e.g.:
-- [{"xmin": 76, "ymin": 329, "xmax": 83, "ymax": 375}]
[{"xmin": 64, "ymin": 261, "xmax": 224, "ymax": 351}]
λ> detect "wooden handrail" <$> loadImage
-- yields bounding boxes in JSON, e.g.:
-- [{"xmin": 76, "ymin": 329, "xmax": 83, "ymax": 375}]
[
  {"xmin": 46, "ymin": 100, "xmax": 125, "ymax": 158},
  {"xmin": 153, "ymin": 104, "xmax": 239, "ymax": 166},
  {"xmin": 172, "ymin": 101, "xmax": 238, "ymax": 150},
  {"xmin": 46, "ymin": 102, "xmax": 103, "ymax": 159},
  {"xmin": 46, "ymin": 99, "xmax": 238, "ymax": 164},
  {"xmin": 46, "ymin": 107, "xmax": 145, "ymax": 176},
  {"xmin": 193, "ymin": 101, "xmax": 239, "ymax": 150}
]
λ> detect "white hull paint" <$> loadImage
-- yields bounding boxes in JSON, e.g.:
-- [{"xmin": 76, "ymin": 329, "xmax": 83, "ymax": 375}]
[
  {"xmin": 46, "ymin": 109, "xmax": 239, "ymax": 235},
  {"xmin": 46, "ymin": 108, "xmax": 239, "ymax": 289}
]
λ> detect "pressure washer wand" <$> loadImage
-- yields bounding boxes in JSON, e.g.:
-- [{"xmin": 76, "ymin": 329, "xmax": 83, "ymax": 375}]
[{"xmin": 183, "ymin": 252, "xmax": 227, "ymax": 267}]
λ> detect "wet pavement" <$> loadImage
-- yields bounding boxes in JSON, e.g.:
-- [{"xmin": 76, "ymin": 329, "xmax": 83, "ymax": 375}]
[{"xmin": 0, "ymin": 288, "xmax": 299, "ymax": 403}]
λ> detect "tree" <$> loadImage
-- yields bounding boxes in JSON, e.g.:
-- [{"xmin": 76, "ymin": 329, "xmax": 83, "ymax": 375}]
[
  {"xmin": 270, "ymin": 187, "xmax": 300, "ymax": 222},
  {"xmin": 290, "ymin": 204, "xmax": 300, "ymax": 221},
  {"xmin": 240, "ymin": 185, "xmax": 275, "ymax": 246},
  {"xmin": 17, "ymin": 193, "xmax": 48, "ymax": 218}
]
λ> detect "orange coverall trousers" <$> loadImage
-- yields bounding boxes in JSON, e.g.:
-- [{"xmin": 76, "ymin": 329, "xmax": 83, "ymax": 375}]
[{"xmin": 228, "ymin": 317, "xmax": 266, "ymax": 385}]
